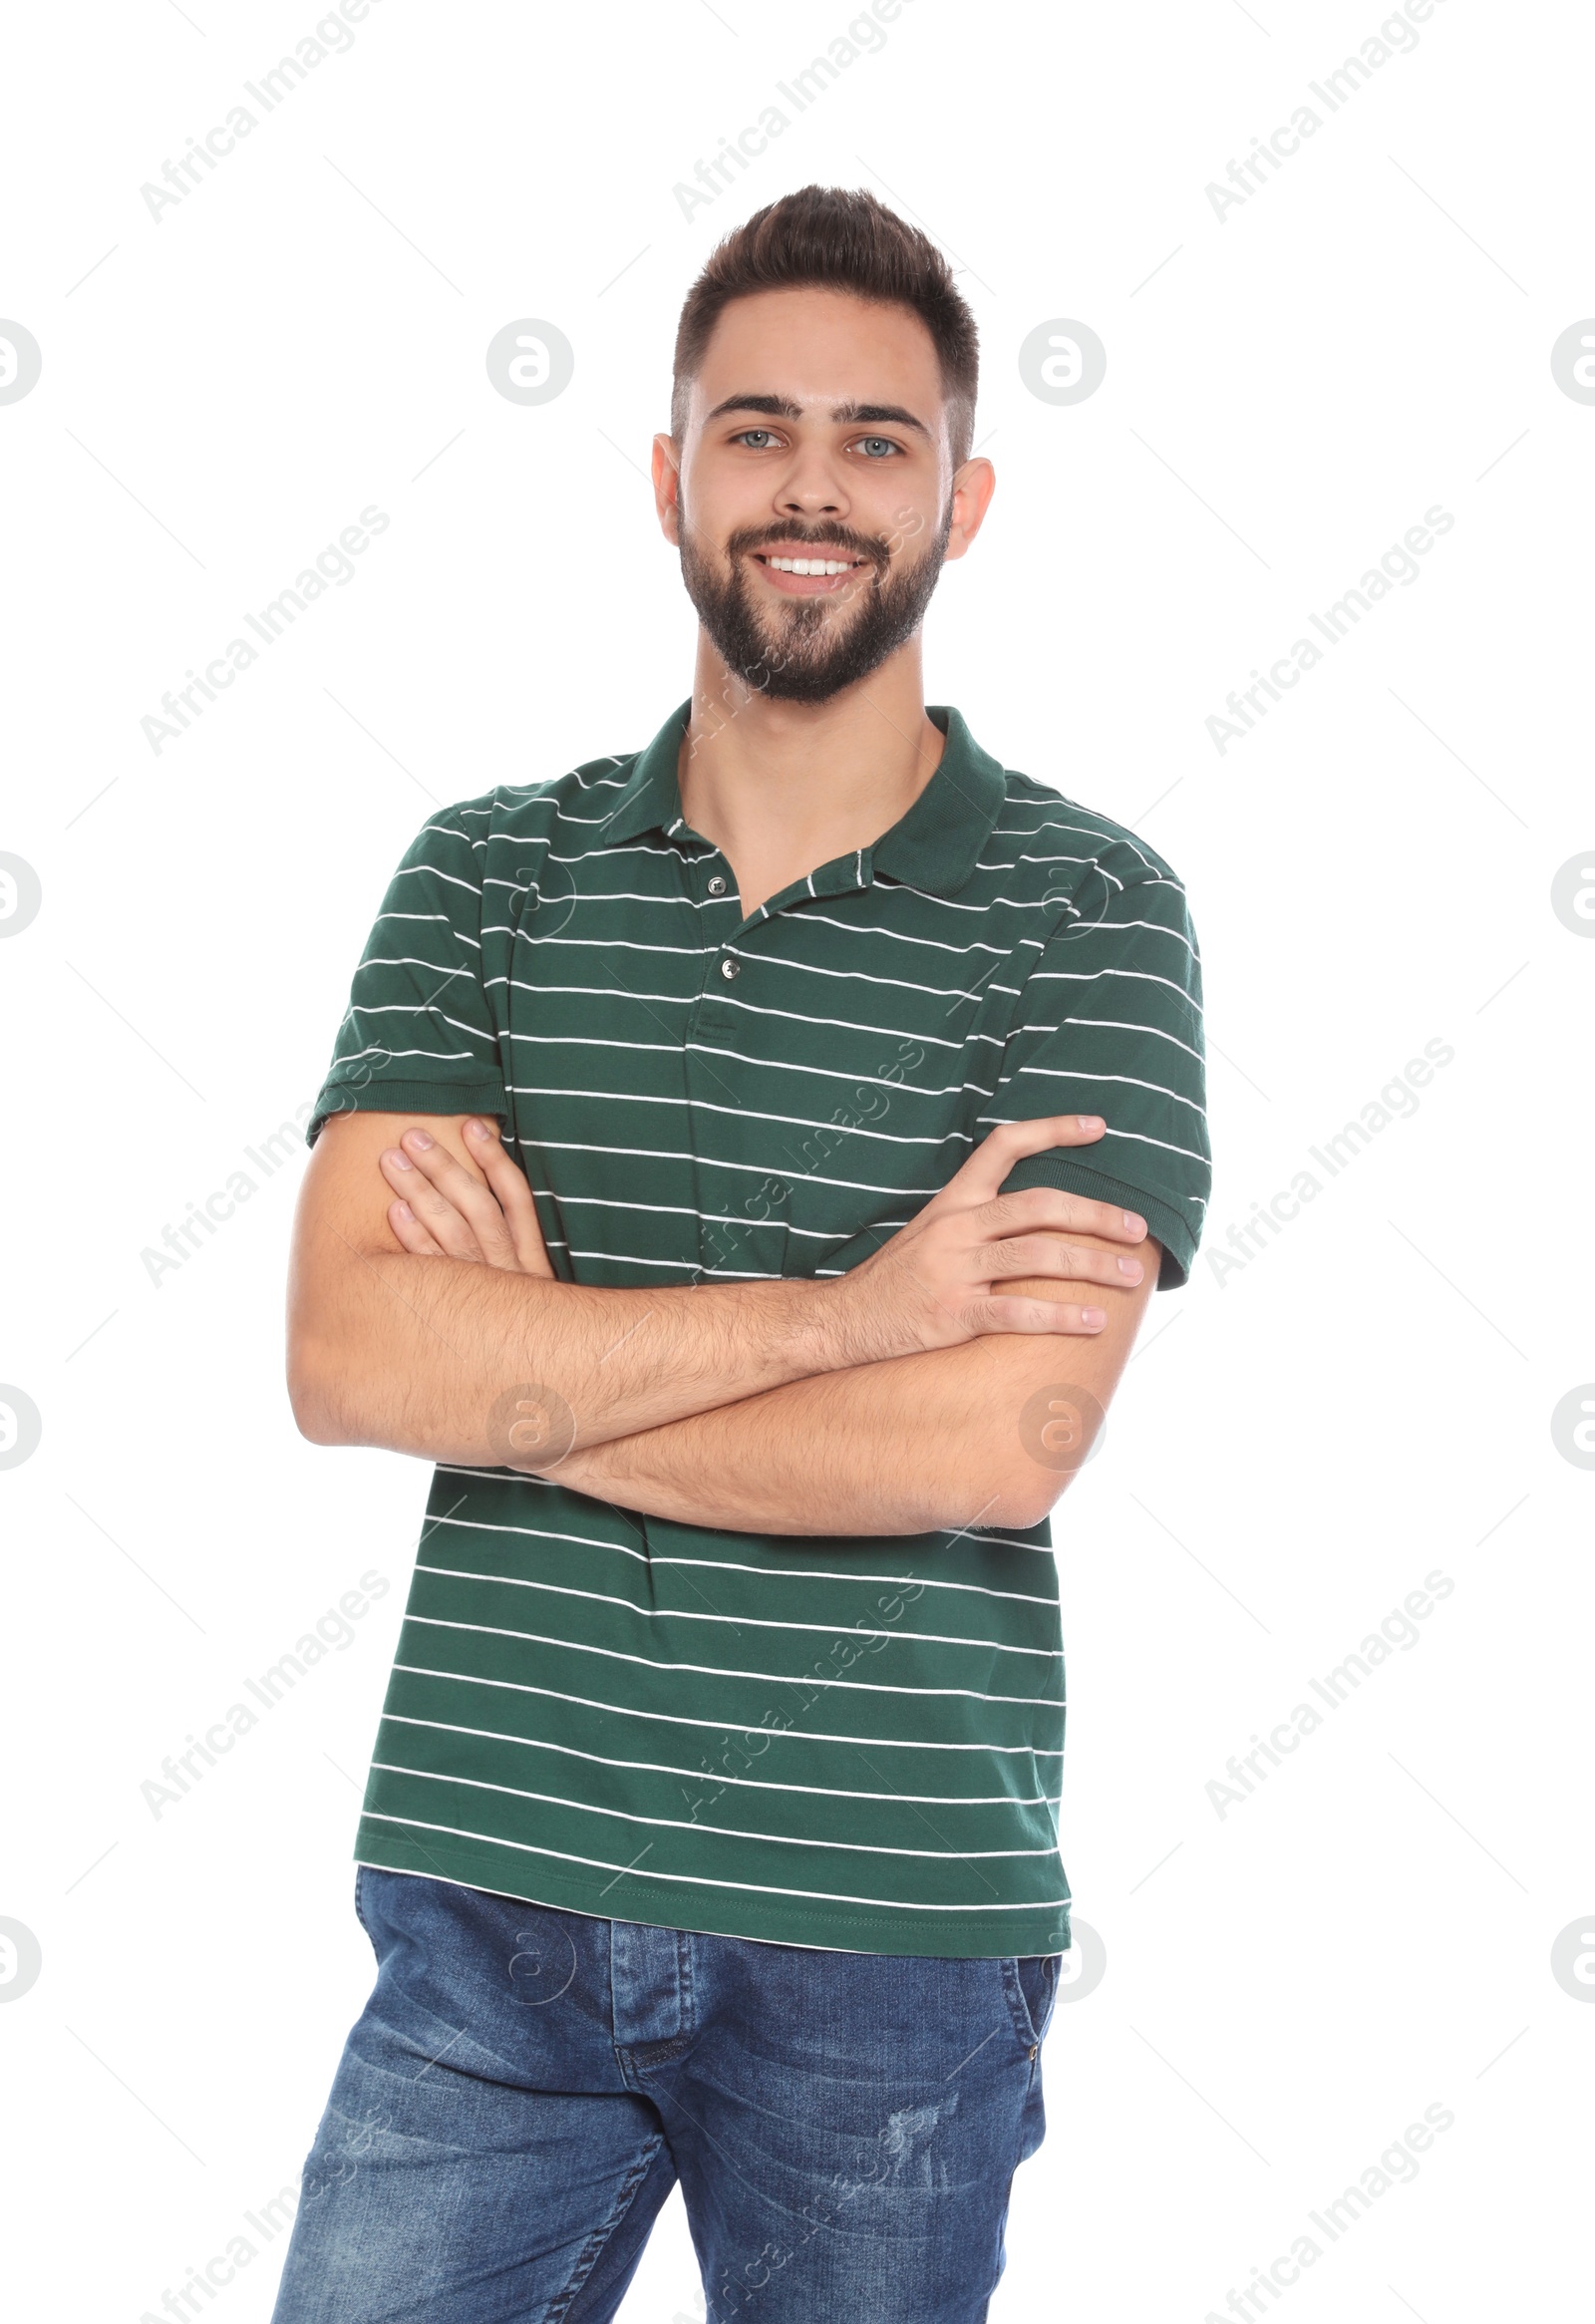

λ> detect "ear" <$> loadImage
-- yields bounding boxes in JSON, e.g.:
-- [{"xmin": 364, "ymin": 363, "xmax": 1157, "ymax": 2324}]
[
  {"xmin": 651, "ymin": 433, "xmax": 682, "ymax": 545},
  {"xmin": 943, "ymin": 456, "xmax": 996, "ymax": 565}
]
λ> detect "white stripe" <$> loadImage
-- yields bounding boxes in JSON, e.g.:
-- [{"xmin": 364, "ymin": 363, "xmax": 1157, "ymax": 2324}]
[
  {"xmin": 545, "ymin": 840, "xmax": 684, "ymax": 864},
  {"xmin": 976, "ymin": 1115, "xmax": 1209, "ymax": 1170},
  {"xmin": 355, "ymin": 956, "xmax": 478, "ymax": 982},
  {"xmin": 505, "ymin": 1085, "xmax": 968, "ymax": 1152},
  {"xmin": 504, "ymin": 888, "xmax": 719, "ymax": 908},
  {"xmin": 1042, "ymin": 914, "xmax": 1198, "ymax": 959},
  {"xmin": 522, "ymin": 933, "xmax": 718, "ymax": 959},
  {"xmin": 415, "ymin": 1564, "xmax": 1059, "ymax": 1658},
  {"xmin": 993, "ymin": 814, "xmax": 1169, "ymax": 878},
  {"xmin": 407, "ymin": 1616, "xmax": 1060, "ymax": 1704},
  {"xmin": 686, "ymin": 1042, "xmax": 954, "ymax": 1095},
  {"xmin": 370, "ymin": 1762, "xmax": 1057, "ymax": 1859},
  {"xmin": 505, "ymin": 1188, "xmax": 839, "ymax": 1244},
  {"xmin": 382, "ymin": 1712, "xmax": 1058, "ymax": 1803},
  {"xmin": 740, "ymin": 909, "xmax": 1010, "ymax": 960},
  {"xmin": 992, "ymin": 851, "xmax": 1127, "ymax": 886},
  {"xmin": 393, "ymin": 1661, "xmax": 1064, "ymax": 1750},
  {"xmin": 325, "ymin": 1041, "xmax": 484, "ymax": 1068},
  {"xmin": 489, "ymin": 973, "xmax": 1005, "ymax": 1054},
  {"xmin": 506, "ymin": 1036, "xmax": 953, "ymax": 1102},
  {"xmin": 1056, "ymin": 1014, "xmax": 1205, "ymax": 1065},
  {"xmin": 1029, "ymin": 964, "xmax": 1202, "ymax": 1006},
  {"xmin": 648, "ymin": 1553, "xmax": 1058, "ymax": 1600},
  {"xmin": 338, "ymin": 1011, "xmax": 496, "ymax": 1047},
  {"xmin": 1012, "ymin": 1065, "xmax": 1208, "ymax": 1117},
  {"xmin": 712, "ymin": 992, "xmax": 969, "ymax": 1052},
  {"xmin": 360, "ymin": 1815, "xmax": 1066, "ymax": 1911},
  {"xmin": 372, "ymin": 913, "xmax": 479, "ymax": 946},
  {"xmin": 730, "ymin": 949, "xmax": 996, "ymax": 1004},
  {"xmin": 392, "ymin": 861, "xmax": 481, "ymax": 898},
  {"xmin": 518, "ymin": 1138, "xmax": 943, "ymax": 1199},
  {"xmin": 422, "ymin": 1513, "xmax": 651, "ymax": 1562},
  {"xmin": 872, "ymin": 873, "xmax": 1045, "ymax": 916}
]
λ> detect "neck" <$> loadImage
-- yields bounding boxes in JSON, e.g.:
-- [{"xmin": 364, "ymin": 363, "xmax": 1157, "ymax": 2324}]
[{"xmin": 676, "ymin": 635, "xmax": 945, "ymax": 914}]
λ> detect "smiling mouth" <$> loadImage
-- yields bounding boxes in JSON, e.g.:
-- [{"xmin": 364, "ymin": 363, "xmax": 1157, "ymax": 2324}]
[
  {"xmin": 748, "ymin": 546, "xmax": 874, "ymax": 595},
  {"xmin": 755, "ymin": 551, "xmax": 868, "ymax": 575}
]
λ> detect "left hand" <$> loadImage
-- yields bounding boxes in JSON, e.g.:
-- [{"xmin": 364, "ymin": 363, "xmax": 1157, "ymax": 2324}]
[{"xmin": 377, "ymin": 1118, "xmax": 555, "ymax": 1276}]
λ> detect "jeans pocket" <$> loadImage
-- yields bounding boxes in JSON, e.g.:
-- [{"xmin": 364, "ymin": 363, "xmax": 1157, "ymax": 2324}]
[{"xmin": 1000, "ymin": 1954, "xmax": 1061, "ymax": 2053}]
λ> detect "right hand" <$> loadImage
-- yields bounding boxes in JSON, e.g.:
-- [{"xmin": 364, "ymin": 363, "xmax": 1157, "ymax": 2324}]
[{"xmin": 828, "ymin": 1115, "xmax": 1149, "ymax": 1362}]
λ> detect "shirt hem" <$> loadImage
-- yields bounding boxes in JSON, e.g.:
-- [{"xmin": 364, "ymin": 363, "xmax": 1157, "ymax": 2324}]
[
  {"xmin": 306, "ymin": 1080, "xmax": 511, "ymax": 1149},
  {"xmin": 350, "ymin": 1827, "xmax": 1072, "ymax": 1961},
  {"xmin": 996, "ymin": 1153, "xmax": 1198, "ymax": 1287}
]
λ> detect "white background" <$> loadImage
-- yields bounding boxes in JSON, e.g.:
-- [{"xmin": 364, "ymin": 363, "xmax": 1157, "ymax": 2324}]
[{"xmin": 2, "ymin": 1, "xmax": 1591, "ymax": 2318}]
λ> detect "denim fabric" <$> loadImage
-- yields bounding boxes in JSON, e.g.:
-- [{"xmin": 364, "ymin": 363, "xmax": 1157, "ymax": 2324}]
[{"xmin": 269, "ymin": 1867, "xmax": 1059, "ymax": 2324}]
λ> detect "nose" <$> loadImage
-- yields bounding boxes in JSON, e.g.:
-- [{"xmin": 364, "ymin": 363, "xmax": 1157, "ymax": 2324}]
[{"xmin": 776, "ymin": 444, "xmax": 849, "ymax": 522}]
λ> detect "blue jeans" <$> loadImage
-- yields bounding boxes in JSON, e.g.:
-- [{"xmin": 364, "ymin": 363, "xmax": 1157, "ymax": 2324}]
[{"xmin": 269, "ymin": 1867, "xmax": 1059, "ymax": 2323}]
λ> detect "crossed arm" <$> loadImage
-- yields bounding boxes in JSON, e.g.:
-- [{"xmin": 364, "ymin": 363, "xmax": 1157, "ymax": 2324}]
[{"xmin": 285, "ymin": 1109, "xmax": 1160, "ymax": 1535}]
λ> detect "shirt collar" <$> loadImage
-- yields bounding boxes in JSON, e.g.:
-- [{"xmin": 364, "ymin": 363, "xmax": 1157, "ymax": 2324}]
[{"xmin": 599, "ymin": 698, "xmax": 1007, "ymax": 898}]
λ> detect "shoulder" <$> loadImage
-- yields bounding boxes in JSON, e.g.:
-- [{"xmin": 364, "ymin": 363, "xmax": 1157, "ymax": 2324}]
[
  {"xmin": 988, "ymin": 769, "xmax": 1189, "ymax": 906},
  {"xmin": 430, "ymin": 750, "xmax": 643, "ymax": 856}
]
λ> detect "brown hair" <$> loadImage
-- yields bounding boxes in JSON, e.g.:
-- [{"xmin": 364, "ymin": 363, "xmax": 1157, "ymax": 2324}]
[{"xmin": 672, "ymin": 184, "xmax": 979, "ymax": 468}]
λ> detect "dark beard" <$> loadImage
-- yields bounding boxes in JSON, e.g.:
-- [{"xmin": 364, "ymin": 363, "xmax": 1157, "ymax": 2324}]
[{"xmin": 677, "ymin": 503, "xmax": 953, "ymax": 706}]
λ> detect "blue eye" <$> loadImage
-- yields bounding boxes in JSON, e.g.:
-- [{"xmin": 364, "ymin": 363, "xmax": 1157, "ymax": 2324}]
[
  {"xmin": 856, "ymin": 437, "xmax": 900, "ymax": 458},
  {"xmin": 735, "ymin": 429, "xmax": 779, "ymax": 449}
]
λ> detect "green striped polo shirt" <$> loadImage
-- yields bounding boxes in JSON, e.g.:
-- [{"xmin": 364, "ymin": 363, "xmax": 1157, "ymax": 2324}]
[{"xmin": 305, "ymin": 699, "xmax": 1210, "ymax": 1957}]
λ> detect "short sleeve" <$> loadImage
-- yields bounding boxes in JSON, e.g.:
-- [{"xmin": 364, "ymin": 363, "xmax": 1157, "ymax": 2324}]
[
  {"xmin": 982, "ymin": 866, "xmax": 1211, "ymax": 1287},
  {"xmin": 304, "ymin": 807, "xmax": 510, "ymax": 1149}
]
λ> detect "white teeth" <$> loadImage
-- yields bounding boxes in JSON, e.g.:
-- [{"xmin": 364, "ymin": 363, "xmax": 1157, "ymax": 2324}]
[{"xmin": 766, "ymin": 555, "xmax": 855, "ymax": 575}]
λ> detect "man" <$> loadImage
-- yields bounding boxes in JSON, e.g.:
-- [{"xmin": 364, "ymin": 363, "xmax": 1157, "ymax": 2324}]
[{"xmin": 271, "ymin": 184, "xmax": 1210, "ymax": 2323}]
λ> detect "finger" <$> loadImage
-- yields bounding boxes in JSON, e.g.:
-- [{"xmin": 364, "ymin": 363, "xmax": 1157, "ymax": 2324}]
[
  {"xmin": 928, "ymin": 1116, "xmax": 1109, "ymax": 1213},
  {"xmin": 976, "ymin": 1183, "xmax": 1147, "ymax": 1244},
  {"xmin": 386, "ymin": 1196, "xmax": 449, "ymax": 1257},
  {"xmin": 378, "ymin": 1145, "xmax": 487, "ymax": 1260},
  {"xmin": 984, "ymin": 1233, "xmax": 1145, "ymax": 1288},
  {"xmin": 396, "ymin": 1130, "xmax": 520, "ymax": 1265},
  {"xmin": 463, "ymin": 1119, "xmax": 556, "ymax": 1277},
  {"xmin": 965, "ymin": 1294, "xmax": 1111, "ymax": 1336}
]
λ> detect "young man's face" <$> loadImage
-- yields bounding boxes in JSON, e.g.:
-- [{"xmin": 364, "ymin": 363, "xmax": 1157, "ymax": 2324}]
[{"xmin": 656, "ymin": 285, "xmax": 990, "ymax": 705}]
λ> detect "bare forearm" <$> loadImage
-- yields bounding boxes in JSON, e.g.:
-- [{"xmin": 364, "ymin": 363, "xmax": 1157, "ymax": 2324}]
[
  {"xmin": 551, "ymin": 1253, "xmax": 1156, "ymax": 1535},
  {"xmin": 294, "ymin": 1247, "xmax": 866, "ymax": 1464},
  {"xmin": 552, "ymin": 1337, "xmax": 1038, "ymax": 1536},
  {"xmin": 289, "ymin": 1111, "xmax": 1155, "ymax": 1486}
]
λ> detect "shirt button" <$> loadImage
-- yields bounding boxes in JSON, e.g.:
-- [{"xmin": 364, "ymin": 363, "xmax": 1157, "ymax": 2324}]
[
  {"xmin": 720, "ymin": 956, "xmax": 740, "ymax": 980},
  {"xmin": 707, "ymin": 874, "xmax": 727, "ymax": 895}
]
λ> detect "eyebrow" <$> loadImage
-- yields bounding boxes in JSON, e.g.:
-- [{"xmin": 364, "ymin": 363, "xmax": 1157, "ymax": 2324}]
[{"xmin": 702, "ymin": 392, "xmax": 932, "ymax": 439}]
